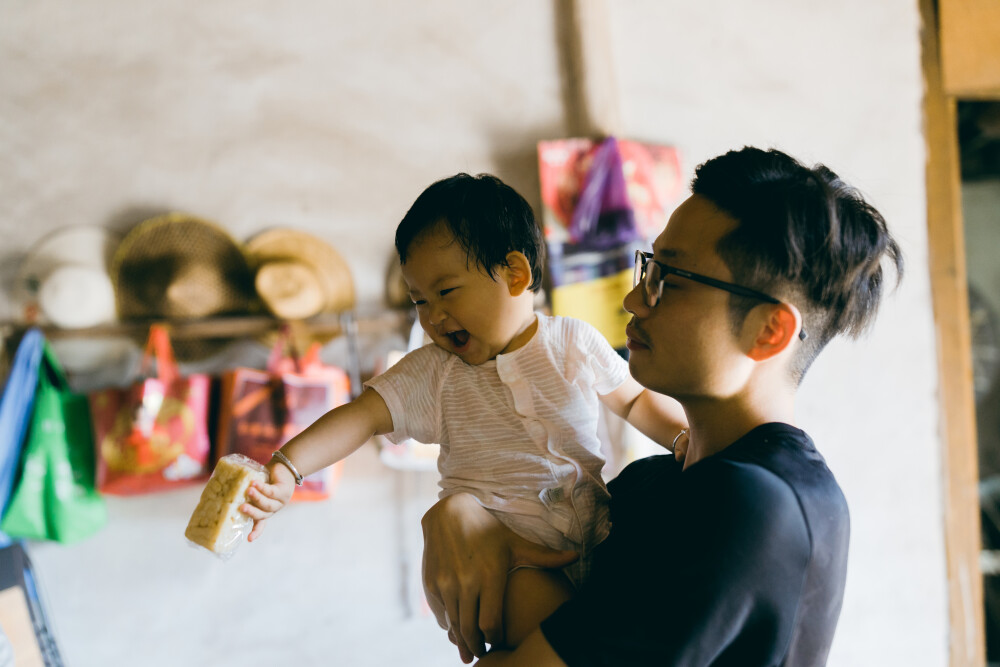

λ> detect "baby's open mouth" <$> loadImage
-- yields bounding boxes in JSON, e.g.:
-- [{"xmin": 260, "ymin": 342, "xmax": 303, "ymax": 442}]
[{"xmin": 445, "ymin": 330, "xmax": 470, "ymax": 349}]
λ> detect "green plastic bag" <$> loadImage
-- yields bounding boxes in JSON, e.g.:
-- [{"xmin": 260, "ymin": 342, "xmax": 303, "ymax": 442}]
[{"xmin": 1, "ymin": 342, "xmax": 106, "ymax": 543}]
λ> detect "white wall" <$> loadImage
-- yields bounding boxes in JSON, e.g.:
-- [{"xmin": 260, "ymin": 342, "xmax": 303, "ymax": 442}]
[{"xmin": 0, "ymin": 1, "xmax": 946, "ymax": 665}]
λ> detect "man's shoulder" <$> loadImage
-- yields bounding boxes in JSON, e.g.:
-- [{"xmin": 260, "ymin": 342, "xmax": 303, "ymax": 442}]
[{"xmin": 723, "ymin": 423, "xmax": 849, "ymax": 517}]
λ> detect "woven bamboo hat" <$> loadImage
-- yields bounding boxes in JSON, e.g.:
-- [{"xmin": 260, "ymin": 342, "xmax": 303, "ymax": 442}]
[
  {"xmin": 385, "ymin": 258, "xmax": 411, "ymax": 310},
  {"xmin": 245, "ymin": 228, "xmax": 355, "ymax": 320},
  {"xmin": 112, "ymin": 213, "xmax": 256, "ymax": 321}
]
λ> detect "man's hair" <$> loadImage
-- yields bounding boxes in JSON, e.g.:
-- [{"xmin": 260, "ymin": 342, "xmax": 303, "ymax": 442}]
[
  {"xmin": 691, "ymin": 147, "xmax": 904, "ymax": 382},
  {"xmin": 395, "ymin": 173, "xmax": 545, "ymax": 292}
]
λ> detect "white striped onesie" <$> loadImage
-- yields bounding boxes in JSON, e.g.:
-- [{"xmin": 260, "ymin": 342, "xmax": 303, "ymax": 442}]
[{"xmin": 365, "ymin": 314, "xmax": 630, "ymax": 586}]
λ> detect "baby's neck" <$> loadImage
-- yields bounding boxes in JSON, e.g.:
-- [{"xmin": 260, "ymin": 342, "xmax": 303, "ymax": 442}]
[{"xmin": 498, "ymin": 312, "xmax": 539, "ymax": 356}]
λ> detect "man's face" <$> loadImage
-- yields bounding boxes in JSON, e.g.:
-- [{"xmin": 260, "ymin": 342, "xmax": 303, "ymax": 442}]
[{"xmin": 624, "ymin": 195, "xmax": 754, "ymax": 399}]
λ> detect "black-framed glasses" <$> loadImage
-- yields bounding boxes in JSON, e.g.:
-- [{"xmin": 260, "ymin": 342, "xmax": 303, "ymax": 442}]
[{"xmin": 633, "ymin": 251, "xmax": 807, "ymax": 341}]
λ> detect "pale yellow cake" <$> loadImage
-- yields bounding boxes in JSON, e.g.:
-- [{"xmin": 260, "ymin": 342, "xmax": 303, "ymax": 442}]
[{"xmin": 185, "ymin": 453, "xmax": 268, "ymax": 556}]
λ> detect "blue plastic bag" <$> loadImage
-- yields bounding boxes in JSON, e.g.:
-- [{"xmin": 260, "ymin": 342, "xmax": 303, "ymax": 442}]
[{"xmin": 0, "ymin": 329, "xmax": 45, "ymax": 548}]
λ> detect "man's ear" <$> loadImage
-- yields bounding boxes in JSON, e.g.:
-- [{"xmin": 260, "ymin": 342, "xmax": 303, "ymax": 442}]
[
  {"xmin": 504, "ymin": 251, "xmax": 533, "ymax": 296},
  {"xmin": 746, "ymin": 303, "xmax": 803, "ymax": 361}
]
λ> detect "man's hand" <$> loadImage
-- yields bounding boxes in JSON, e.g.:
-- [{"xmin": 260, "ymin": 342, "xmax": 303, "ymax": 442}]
[{"xmin": 421, "ymin": 494, "xmax": 578, "ymax": 663}]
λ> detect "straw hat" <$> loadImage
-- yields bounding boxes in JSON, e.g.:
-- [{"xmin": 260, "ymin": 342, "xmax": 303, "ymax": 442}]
[
  {"xmin": 385, "ymin": 258, "xmax": 411, "ymax": 310},
  {"xmin": 113, "ymin": 213, "xmax": 256, "ymax": 321},
  {"xmin": 15, "ymin": 225, "xmax": 120, "ymax": 329},
  {"xmin": 245, "ymin": 229, "xmax": 355, "ymax": 320},
  {"xmin": 13, "ymin": 225, "xmax": 136, "ymax": 373}
]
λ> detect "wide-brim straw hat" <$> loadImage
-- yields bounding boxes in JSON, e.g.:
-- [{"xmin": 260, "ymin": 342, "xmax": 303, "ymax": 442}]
[
  {"xmin": 15, "ymin": 225, "xmax": 121, "ymax": 330},
  {"xmin": 12, "ymin": 225, "xmax": 135, "ymax": 372},
  {"xmin": 244, "ymin": 228, "xmax": 355, "ymax": 320},
  {"xmin": 385, "ymin": 258, "xmax": 411, "ymax": 310},
  {"xmin": 113, "ymin": 213, "xmax": 256, "ymax": 321}
]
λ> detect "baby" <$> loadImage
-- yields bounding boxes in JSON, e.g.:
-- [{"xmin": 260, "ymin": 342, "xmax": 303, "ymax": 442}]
[{"xmin": 243, "ymin": 173, "xmax": 687, "ymax": 648}]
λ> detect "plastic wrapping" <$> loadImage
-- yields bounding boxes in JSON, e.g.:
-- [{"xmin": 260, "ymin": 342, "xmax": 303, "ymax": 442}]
[{"xmin": 184, "ymin": 453, "xmax": 267, "ymax": 560}]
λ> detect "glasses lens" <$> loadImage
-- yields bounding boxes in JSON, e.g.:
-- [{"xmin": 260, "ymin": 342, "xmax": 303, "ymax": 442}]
[
  {"xmin": 633, "ymin": 251, "xmax": 645, "ymax": 289},
  {"xmin": 645, "ymin": 259, "xmax": 661, "ymax": 307}
]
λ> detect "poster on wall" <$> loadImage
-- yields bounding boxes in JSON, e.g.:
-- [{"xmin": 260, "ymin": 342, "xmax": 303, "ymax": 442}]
[{"xmin": 538, "ymin": 137, "xmax": 683, "ymax": 349}]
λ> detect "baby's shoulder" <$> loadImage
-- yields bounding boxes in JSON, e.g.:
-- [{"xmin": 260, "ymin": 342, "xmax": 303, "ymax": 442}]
[{"xmin": 385, "ymin": 343, "xmax": 450, "ymax": 378}]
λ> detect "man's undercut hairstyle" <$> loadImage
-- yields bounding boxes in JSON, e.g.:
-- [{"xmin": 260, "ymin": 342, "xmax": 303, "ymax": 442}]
[
  {"xmin": 691, "ymin": 147, "xmax": 904, "ymax": 382},
  {"xmin": 395, "ymin": 173, "xmax": 545, "ymax": 293}
]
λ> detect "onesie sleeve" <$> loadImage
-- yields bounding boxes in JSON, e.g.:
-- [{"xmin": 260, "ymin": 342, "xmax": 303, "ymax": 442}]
[
  {"xmin": 364, "ymin": 344, "xmax": 444, "ymax": 445},
  {"xmin": 540, "ymin": 459, "xmax": 812, "ymax": 665},
  {"xmin": 567, "ymin": 317, "xmax": 631, "ymax": 395}
]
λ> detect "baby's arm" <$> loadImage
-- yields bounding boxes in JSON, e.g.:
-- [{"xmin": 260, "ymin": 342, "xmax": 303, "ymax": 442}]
[
  {"xmin": 599, "ymin": 377, "xmax": 688, "ymax": 454},
  {"xmin": 241, "ymin": 388, "xmax": 394, "ymax": 540}
]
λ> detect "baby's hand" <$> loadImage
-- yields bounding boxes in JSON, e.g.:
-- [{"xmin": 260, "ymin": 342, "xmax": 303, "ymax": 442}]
[{"xmin": 241, "ymin": 462, "xmax": 296, "ymax": 542}]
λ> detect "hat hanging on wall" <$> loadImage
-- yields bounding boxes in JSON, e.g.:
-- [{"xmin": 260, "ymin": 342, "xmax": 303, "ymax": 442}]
[
  {"xmin": 13, "ymin": 225, "xmax": 136, "ymax": 374},
  {"xmin": 112, "ymin": 213, "xmax": 256, "ymax": 321},
  {"xmin": 385, "ymin": 258, "xmax": 411, "ymax": 310},
  {"xmin": 244, "ymin": 228, "xmax": 355, "ymax": 320},
  {"xmin": 14, "ymin": 225, "xmax": 121, "ymax": 329}
]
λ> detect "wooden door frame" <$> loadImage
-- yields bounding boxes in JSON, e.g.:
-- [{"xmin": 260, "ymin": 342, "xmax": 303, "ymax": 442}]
[{"xmin": 921, "ymin": 0, "xmax": 989, "ymax": 664}]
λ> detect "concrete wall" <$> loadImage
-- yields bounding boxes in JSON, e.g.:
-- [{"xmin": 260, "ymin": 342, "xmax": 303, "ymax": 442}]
[{"xmin": 0, "ymin": 1, "xmax": 947, "ymax": 665}]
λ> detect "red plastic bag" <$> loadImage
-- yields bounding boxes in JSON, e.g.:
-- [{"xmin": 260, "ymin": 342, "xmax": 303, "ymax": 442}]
[
  {"xmin": 90, "ymin": 325, "xmax": 211, "ymax": 495},
  {"xmin": 215, "ymin": 331, "xmax": 350, "ymax": 501}
]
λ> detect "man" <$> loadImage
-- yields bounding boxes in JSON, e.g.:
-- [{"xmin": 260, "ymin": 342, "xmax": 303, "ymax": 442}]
[{"xmin": 420, "ymin": 147, "xmax": 903, "ymax": 666}]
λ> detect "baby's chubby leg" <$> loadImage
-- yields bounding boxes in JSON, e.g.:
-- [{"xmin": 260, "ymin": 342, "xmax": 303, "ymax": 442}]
[{"xmin": 500, "ymin": 566, "xmax": 575, "ymax": 649}]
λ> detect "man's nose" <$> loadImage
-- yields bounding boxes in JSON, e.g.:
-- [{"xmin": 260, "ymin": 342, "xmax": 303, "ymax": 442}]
[{"xmin": 623, "ymin": 283, "xmax": 648, "ymax": 317}]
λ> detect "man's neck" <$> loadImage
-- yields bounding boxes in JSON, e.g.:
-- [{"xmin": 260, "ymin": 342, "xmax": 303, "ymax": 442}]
[{"xmin": 681, "ymin": 383, "xmax": 796, "ymax": 470}]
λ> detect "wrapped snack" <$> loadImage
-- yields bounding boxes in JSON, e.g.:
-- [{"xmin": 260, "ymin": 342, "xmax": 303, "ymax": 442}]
[{"xmin": 184, "ymin": 453, "xmax": 267, "ymax": 559}]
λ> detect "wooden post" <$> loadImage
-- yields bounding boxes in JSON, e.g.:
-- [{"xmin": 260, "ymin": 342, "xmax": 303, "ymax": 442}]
[
  {"xmin": 921, "ymin": 0, "xmax": 988, "ymax": 663},
  {"xmin": 554, "ymin": 0, "xmax": 623, "ymax": 137}
]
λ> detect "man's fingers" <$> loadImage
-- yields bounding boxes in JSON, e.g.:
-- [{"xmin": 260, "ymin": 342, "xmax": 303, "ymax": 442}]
[
  {"xmin": 442, "ymin": 583, "xmax": 463, "ymax": 656},
  {"xmin": 448, "ymin": 627, "xmax": 474, "ymax": 664},
  {"xmin": 458, "ymin": 584, "xmax": 485, "ymax": 658},
  {"xmin": 512, "ymin": 540, "xmax": 579, "ymax": 570},
  {"xmin": 478, "ymin": 574, "xmax": 506, "ymax": 648}
]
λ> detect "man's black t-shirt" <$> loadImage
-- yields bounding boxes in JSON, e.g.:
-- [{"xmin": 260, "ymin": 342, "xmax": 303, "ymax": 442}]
[{"xmin": 540, "ymin": 423, "xmax": 849, "ymax": 666}]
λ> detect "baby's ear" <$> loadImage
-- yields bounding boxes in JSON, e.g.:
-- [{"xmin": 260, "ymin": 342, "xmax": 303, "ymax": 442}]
[{"xmin": 504, "ymin": 251, "xmax": 533, "ymax": 296}]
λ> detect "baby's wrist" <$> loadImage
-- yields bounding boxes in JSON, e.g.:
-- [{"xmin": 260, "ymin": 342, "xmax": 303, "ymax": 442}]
[
  {"xmin": 267, "ymin": 458, "xmax": 297, "ymax": 486},
  {"xmin": 270, "ymin": 450, "xmax": 304, "ymax": 485}
]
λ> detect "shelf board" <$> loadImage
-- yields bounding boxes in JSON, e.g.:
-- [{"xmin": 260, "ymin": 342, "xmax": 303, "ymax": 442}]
[{"xmin": 0, "ymin": 310, "xmax": 410, "ymax": 341}]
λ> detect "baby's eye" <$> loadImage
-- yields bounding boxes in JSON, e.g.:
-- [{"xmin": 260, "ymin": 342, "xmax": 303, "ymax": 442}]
[
  {"xmin": 412, "ymin": 299, "xmax": 427, "ymax": 306},
  {"xmin": 439, "ymin": 288, "xmax": 457, "ymax": 297}
]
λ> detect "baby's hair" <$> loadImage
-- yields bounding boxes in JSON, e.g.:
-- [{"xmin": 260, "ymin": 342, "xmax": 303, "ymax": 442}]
[{"xmin": 395, "ymin": 173, "xmax": 545, "ymax": 292}]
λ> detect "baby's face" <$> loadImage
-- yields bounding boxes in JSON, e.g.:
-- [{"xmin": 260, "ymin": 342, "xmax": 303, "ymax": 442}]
[{"xmin": 400, "ymin": 226, "xmax": 532, "ymax": 365}]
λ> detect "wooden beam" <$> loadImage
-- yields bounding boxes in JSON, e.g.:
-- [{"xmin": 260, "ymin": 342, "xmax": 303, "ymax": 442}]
[{"xmin": 921, "ymin": 0, "xmax": 988, "ymax": 664}]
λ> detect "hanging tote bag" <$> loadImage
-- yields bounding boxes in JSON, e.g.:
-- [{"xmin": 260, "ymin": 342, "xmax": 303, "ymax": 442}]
[
  {"xmin": 548, "ymin": 137, "xmax": 640, "ymax": 348},
  {"xmin": 216, "ymin": 331, "xmax": 350, "ymax": 501},
  {"xmin": 1, "ymin": 342, "xmax": 106, "ymax": 543},
  {"xmin": 567, "ymin": 136, "xmax": 641, "ymax": 250},
  {"xmin": 90, "ymin": 325, "xmax": 211, "ymax": 495},
  {"xmin": 0, "ymin": 329, "xmax": 45, "ymax": 547}
]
